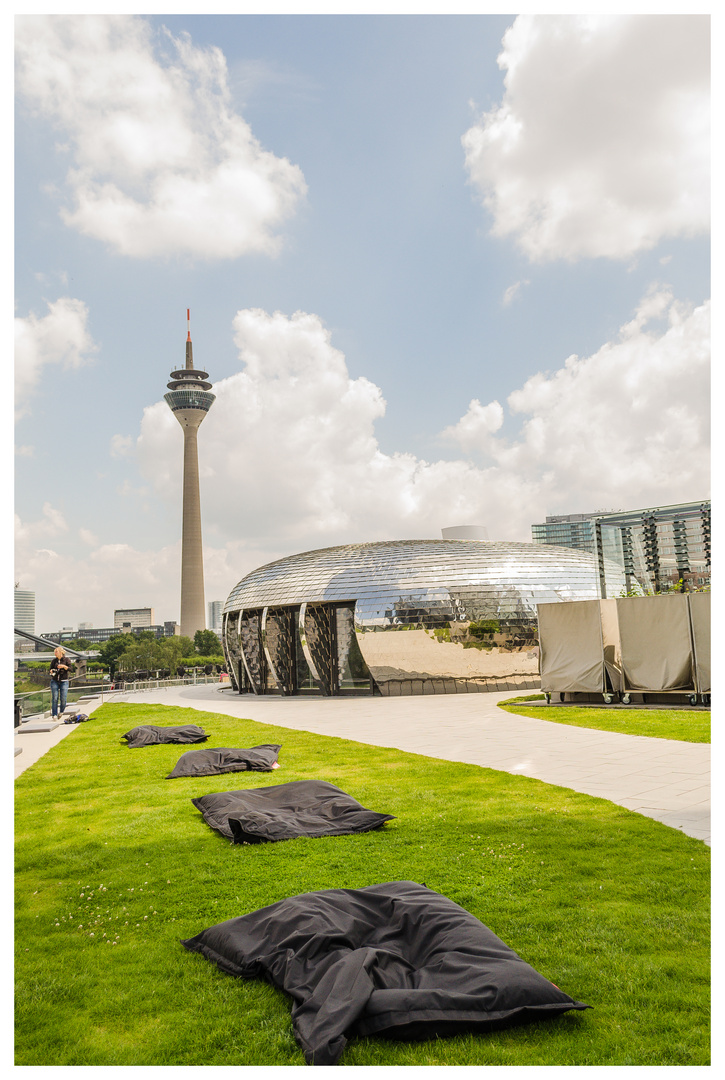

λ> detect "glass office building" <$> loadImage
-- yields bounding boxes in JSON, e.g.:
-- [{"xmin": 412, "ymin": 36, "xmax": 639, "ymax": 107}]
[
  {"xmin": 222, "ymin": 538, "xmax": 624, "ymax": 697},
  {"xmin": 14, "ymin": 587, "xmax": 36, "ymax": 651},
  {"xmin": 14, "ymin": 588, "xmax": 35, "ymax": 634},
  {"xmin": 208, "ymin": 600, "xmax": 224, "ymax": 635},
  {"xmin": 532, "ymin": 501, "xmax": 711, "ymax": 596}
]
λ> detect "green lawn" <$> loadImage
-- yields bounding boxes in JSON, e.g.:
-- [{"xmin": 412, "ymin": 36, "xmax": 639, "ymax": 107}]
[
  {"xmin": 15, "ymin": 702, "xmax": 710, "ymax": 1066},
  {"xmin": 498, "ymin": 696, "xmax": 710, "ymax": 743}
]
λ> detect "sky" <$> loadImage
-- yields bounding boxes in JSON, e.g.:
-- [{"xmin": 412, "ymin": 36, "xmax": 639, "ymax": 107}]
[{"xmin": 13, "ymin": 10, "xmax": 711, "ymax": 634}]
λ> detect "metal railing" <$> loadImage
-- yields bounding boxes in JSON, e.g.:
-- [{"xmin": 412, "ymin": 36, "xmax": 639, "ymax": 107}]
[
  {"xmin": 15, "ymin": 674, "xmax": 228, "ymax": 719},
  {"xmin": 110, "ymin": 675, "xmax": 224, "ymax": 693}
]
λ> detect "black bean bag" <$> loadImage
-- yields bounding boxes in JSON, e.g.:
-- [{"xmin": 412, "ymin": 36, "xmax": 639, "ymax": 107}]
[
  {"xmin": 191, "ymin": 779, "xmax": 394, "ymax": 843},
  {"xmin": 182, "ymin": 880, "xmax": 590, "ymax": 1065},
  {"xmin": 121, "ymin": 724, "xmax": 209, "ymax": 748},
  {"xmin": 166, "ymin": 744, "xmax": 281, "ymax": 779}
]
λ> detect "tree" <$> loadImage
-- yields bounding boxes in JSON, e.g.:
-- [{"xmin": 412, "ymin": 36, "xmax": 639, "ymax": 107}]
[
  {"xmin": 66, "ymin": 638, "xmax": 95, "ymax": 651},
  {"xmin": 194, "ymin": 629, "xmax": 221, "ymax": 655},
  {"xmin": 118, "ymin": 635, "xmax": 158, "ymax": 672},
  {"xmin": 155, "ymin": 635, "xmax": 195, "ymax": 669},
  {"xmin": 97, "ymin": 635, "xmax": 133, "ymax": 676}
]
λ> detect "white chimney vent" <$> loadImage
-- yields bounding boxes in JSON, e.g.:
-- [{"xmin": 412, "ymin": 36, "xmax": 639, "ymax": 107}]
[{"xmin": 441, "ymin": 525, "xmax": 489, "ymax": 541}]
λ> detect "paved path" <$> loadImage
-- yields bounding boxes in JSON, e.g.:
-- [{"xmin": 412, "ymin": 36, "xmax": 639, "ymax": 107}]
[{"xmin": 62, "ymin": 683, "xmax": 709, "ymax": 845}]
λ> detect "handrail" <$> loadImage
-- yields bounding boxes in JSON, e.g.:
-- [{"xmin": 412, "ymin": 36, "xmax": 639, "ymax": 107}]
[{"xmin": 15, "ymin": 675, "xmax": 227, "ymax": 716}]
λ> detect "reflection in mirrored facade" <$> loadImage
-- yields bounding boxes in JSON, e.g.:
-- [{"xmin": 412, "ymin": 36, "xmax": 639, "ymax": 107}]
[{"xmin": 222, "ymin": 540, "xmax": 624, "ymax": 697}]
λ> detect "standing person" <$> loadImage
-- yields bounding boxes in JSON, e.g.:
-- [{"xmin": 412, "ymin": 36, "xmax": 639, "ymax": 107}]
[{"xmin": 50, "ymin": 647, "xmax": 73, "ymax": 719}]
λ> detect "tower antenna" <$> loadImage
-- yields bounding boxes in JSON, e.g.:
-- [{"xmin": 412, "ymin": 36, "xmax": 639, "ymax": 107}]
[{"xmin": 185, "ymin": 308, "xmax": 193, "ymax": 369}]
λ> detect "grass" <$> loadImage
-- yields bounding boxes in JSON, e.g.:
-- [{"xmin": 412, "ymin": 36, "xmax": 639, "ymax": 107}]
[
  {"xmin": 15, "ymin": 702, "xmax": 710, "ymax": 1066},
  {"xmin": 498, "ymin": 697, "xmax": 710, "ymax": 743},
  {"xmin": 14, "ymin": 679, "xmax": 47, "ymax": 695}
]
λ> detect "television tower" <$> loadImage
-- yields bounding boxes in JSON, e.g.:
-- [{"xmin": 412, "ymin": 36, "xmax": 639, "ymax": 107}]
[{"xmin": 164, "ymin": 311, "xmax": 215, "ymax": 638}]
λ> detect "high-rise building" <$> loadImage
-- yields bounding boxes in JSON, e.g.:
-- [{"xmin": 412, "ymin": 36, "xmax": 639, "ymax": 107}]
[
  {"xmin": 164, "ymin": 311, "xmax": 215, "ymax": 638},
  {"xmin": 114, "ymin": 607, "xmax": 155, "ymax": 629},
  {"xmin": 14, "ymin": 587, "xmax": 35, "ymax": 634},
  {"xmin": 532, "ymin": 500, "xmax": 711, "ymax": 596},
  {"xmin": 14, "ymin": 586, "xmax": 36, "ymax": 651},
  {"xmin": 208, "ymin": 600, "xmax": 223, "ymax": 634}
]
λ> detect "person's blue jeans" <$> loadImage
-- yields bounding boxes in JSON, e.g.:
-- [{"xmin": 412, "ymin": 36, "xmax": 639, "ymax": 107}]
[{"xmin": 51, "ymin": 679, "xmax": 69, "ymax": 717}]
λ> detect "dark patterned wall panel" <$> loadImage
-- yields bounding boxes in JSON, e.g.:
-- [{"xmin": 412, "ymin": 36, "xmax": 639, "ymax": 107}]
[
  {"xmin": 263, "ymin": 607, "xmax": 297, "ymax": 696},
  {"xmin": 239, "ymin": 610, "xmax": 266, "ymax": 695},
  {"xmin": 302, "ymin": 604, "xmax": 336, "ymax": 695}
]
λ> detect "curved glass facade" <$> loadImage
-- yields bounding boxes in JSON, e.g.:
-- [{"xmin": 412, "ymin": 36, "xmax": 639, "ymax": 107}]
[
  {"xmin": 164, "ymin": 389, "xmax": 216, "ymax": 412},
  {"xmin": 223, "ymin": 539, "xmax": 625, "ymax": 697}
]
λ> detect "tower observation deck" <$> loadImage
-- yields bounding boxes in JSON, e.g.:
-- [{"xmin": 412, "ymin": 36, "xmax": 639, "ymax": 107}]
[{"xmin": 164, "ymin": 311, "xmax": 215, "ymax": 638}]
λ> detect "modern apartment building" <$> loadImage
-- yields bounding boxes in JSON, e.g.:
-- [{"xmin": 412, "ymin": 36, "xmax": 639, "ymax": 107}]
[
  {"xmin": 42, "ymin": 622, "xmax": 179, "ymax": 646},
  {"xmin": 14, "ymin": 587, "xmax": 35, "ymax": 634},
  {"xmin": 114, "ymin": 607, "xmax": 155, "ymax": 629},
  {"xmin": 208, "ymin": 600, "xmax": 223, "ymax": 635},
  {"xmin": 14, "ymin": 587, "xmax": 36, "ymax": 651},
  {"xmin": 532, "ymin": 500, "xmax": 711, "ymax": 597}
]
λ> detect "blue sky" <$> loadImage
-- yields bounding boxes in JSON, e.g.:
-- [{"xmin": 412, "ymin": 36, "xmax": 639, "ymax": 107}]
[{"xmin": 14, "ymin": 12, "xmax": 710, "ymax": 632}]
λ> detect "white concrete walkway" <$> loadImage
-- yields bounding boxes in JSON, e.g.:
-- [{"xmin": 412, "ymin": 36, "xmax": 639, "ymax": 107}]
[{"xmin": 49, "ymin": 683, "xmax": 709, "ymax": 845}]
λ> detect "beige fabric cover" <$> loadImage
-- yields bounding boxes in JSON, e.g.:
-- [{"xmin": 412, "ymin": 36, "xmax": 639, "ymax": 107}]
[
  {"xmin": 537, "ymin": 600, "xmax": 605, "ymax": 692},
  {"xmin": 688, "ymin": 593, "xmax": 710, "ymax": 694},
  {"xmin": 599, "ymin": 599, "xmax": 622, "ymax": 693},
  {"xmin": 616, "ymin": 595, "xmax": 694, "ymax": 691}
]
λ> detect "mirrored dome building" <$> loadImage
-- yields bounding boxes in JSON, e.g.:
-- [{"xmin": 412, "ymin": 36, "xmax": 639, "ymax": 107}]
[{"xmin": 222, "ymin": 539, "xmax": 625, "ymax": 697}]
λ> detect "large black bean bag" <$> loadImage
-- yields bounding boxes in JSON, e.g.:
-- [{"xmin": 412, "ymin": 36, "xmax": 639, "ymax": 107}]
[
  {"xmin": 183, "ymin": 880, "xmax": 590, "ymax": 1066},
  {"xmin": 121, "ymin": 724, "xmax": 209, "ymax": 748},
  {"xmin": 191, "ymin": 779, "xmax": 394, "ymax": 843},
  {"xmin": 166, "ymin": 744, "xmax": 281, "ymax": 779}
]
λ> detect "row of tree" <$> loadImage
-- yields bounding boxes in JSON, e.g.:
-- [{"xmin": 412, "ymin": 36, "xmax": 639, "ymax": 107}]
[{"xmin": 94, "ymin": 629, "xmax": 224, "ymax": 677}]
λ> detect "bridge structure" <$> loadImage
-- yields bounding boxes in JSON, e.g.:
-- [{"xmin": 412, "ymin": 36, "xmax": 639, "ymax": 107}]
[{"xmin": 14, "ymin": 628, "xmax": 98, "ymax": 663}]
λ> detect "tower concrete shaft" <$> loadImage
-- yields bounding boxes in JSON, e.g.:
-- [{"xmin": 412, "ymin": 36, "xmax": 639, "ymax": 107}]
[
  {"xmin": 179, "ymin": 418, "xmax": 205, "ymax": 638},
  {"xmin": 164, "ymin": 314, "xmax": 215, "ymax": 639}
]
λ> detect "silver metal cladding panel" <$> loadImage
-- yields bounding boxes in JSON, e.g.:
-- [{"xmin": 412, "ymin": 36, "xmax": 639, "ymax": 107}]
[{"xmin": 223, "ymin": 539, "xmax": 612, "ymax": 620}]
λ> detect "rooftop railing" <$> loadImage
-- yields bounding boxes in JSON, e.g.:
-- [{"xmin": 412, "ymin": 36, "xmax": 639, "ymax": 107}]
[{"xmin": 15, "ymin": 673, "xmax": 229, "ymax": 720}]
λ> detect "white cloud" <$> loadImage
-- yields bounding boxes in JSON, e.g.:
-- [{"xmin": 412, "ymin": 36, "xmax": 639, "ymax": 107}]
[
  {"xmin": 463, "ymin": 15, "xmax": 710, "ymax": 261},
  {"xmin": 14, "ymin": 503, "xmax": 68, "ymax": 544},
  {"xmin": 13, "ymin": 528, "xmax": 271, "ymax": 632},
  {"xmin": 110, "ymin": 434, "xmax": 134, "ymax": 458},
  {"xmin": 15, "ymin": 297, "xmax": 97, "ymax": 417},
  {"xmin": 441, "ymin": 399, "xmax": 504, "ymax": 455},
  {"xmin": 15, "ymin": 14, "xmax": 306, "ymax": 259},
  {"xmin": 502, "ymin": 280, "xmax": 529, "ymax": 306},
  {"xmin": 494, "ymin": 290, "xmax": 710, "ymax": 502}
]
